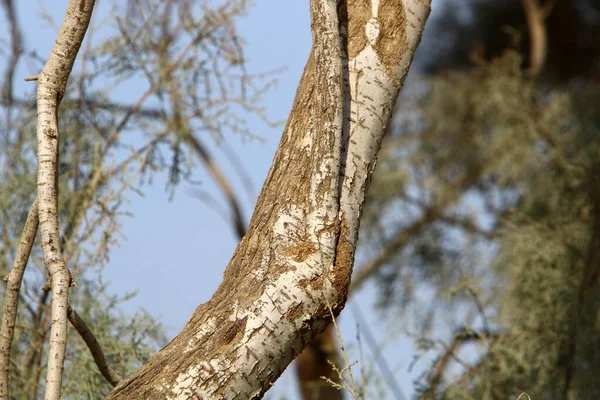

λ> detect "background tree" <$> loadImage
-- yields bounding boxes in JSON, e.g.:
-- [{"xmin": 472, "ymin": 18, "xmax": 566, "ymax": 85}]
[{"xmin": 355, "ymin": 0, "xmax": 600, "ymax": 398}]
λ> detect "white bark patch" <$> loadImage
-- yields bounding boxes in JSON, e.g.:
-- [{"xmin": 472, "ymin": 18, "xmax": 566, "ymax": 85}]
[
  {"xmin": 170, "ymin": 270, "xmax": 332, "ymax": 398},
  {"xmin": 170, "ymin": 202, "xmax": 338, "ymax": 398},
  {"xmin": 395, "ymin": 0, "xmax": 431, "ymax": 83},
  {"xmin": 338, "ymin": 0, "xmax": 430, "ymax": 246},
  {"xmin": 340, "ymin": 5, "xmax": 395, "ymax": 243}
]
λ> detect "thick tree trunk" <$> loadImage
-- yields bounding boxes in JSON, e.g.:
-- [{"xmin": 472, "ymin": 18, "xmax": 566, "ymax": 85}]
[{"xmin": 106, "ymin": 1, "xmax": 430, "ymax": 398}]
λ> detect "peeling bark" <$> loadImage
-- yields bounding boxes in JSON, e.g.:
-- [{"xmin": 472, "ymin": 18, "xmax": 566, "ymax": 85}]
[{"xmin": 107, "ymin": 1, "xmax": 430, "ymax": 398}]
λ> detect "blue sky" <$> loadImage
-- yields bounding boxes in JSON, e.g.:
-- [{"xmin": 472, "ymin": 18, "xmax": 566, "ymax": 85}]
[{"xmin": 13, "ymin": 1, "xmax": 427, "ymax": 398}]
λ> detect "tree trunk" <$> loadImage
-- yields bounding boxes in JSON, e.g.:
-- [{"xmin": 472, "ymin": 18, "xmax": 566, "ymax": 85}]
[
  {"xmin": 296, "ymin": 325, "xmax": 343, "ymax": 400},
  {"xmin": 106, "ymin": 1, "xmax": 430, "ymax": 398}
]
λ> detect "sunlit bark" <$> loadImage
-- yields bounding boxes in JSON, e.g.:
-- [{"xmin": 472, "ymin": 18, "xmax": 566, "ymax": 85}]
[{"xmin": 106, "ymin": 0, "xmax": 430, "ymax": 398}]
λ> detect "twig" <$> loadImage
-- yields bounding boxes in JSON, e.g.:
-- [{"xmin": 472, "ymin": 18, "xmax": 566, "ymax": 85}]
[
  {"xmin": 420, "ymin": 327, "xmax": 499, "ymax": 399},
  {"xmin": 325, "ymin": 302, "xmax": 359, "ymax": 399},
  {"xmin": 185, "ymin": 133, "xmax": 247, "ymax": 239},
  {"xmin": 35, "ymin": 1, "xmax": 96, "ymax": 399},
  {"xmin": 0, "ymin": 199, "xmax": 39, "ymax": 400},
  {"xmin": 349, "ymin": 303, "xmax": 407, "ymax": 400},
  {"xmin": 522, "ymin": 0, "xmax": 548, "ymax": 77},
  {"xmin": 350, "ymin": 209, "xmax": 439, "ymax": 292},
  {"xmin": 0, "ymin": 0, "xmax": 24, "ymax": 103},
  {"xmin": 67, "ymin": 305, "xmax": 121, "ymax": 386}
]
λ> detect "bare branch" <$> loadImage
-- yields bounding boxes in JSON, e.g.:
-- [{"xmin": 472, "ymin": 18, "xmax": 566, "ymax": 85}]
[
  {"xmin": 522, "ymin": 0, "xmax": 548, "ymax": 77},
  {"xmin": 2, "ymin": 96, "xmax": 164, "ymax": 119},
  {"xmin": 35, "ymin": 1, "xmax": 96, "ymax": 399},
  {"xmin": 66, "ymin": 305, "xmax": 122, "ymax": 387},
  {"xmin": 0, "ymin": 199, "xmax": 39, "ymax": 400},
  {"xmin": 185, "ymin": 133, "xmax": 247, "ymax": 240},
  {"xmin": 419, "ymin": 328, "xmax": 499, "ymax": 399},
  {"xmin": 0, "ymin": 0, "xmax": 24, "ymax": 103},
  {"xmin": 351, "ymin": 207, "xmax": 441, "ymax": 292}
]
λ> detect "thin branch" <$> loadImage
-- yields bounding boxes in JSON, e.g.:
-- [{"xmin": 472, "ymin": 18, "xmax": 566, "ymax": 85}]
[
  {"xmin": 0, "ymin": 0, "xmax": 24, "ymax": 103},
  {"xmin": 350, "ymin": 208, "xmax": 440, "ymax": 292},
  {"xmin": 20, "ymin": 290, "xmax": 49, "ymax": 398},
  {"xmin": 185, "ymin": 133, "xmax": 247, "ymax": 240},
  {"xmin": 419, "ymin": 327, "xmax": 499, "ymax": 399},
  {"xmin": 66, "ymin": 305, "xmax": 121, "ymax": 387},
  {"xmin": 35, "ymin": 1, "xmax": 96, "ymax": 399},
  {"xmin": 350, "ymin": 303, "xmax": 407, "ymax": 400},
  {"xmin": 0, "ymin": 199, "xmax": 39, "ymax": 400},
  {"xmin": 219, "ymin": 141, "xmax": 256, "ymax": 202},
  {"xmin": 2, "ymin": 97, "xmax": 164, "ymax": 119},
  {"xmin": 351, "ymin": 162, "xmax": 487, "ymax": 293},
  {"xmin": 434, "ymin": 214, "xmax": 495, "ymax": 241},
  {"xmin": 161, "ymin": 28, "xmax": 248, "ymax": 241},
  {"xmin": 522, "ymin": 0, "xmax": 548, "ymax": 77}
]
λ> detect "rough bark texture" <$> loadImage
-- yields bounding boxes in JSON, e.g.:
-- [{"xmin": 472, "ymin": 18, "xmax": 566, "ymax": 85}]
[{"xmin": 107, "ymin": 1, "xmax": 430, "ymax": 399}]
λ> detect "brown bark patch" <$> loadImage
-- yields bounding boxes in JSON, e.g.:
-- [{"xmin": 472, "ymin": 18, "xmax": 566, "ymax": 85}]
[
  {"xmin": 283, "ymin": 241, "xmax": 319, "ymax": 263},
  {"xmin": 216, "ymin": 316, "xmax": 247, "ymax": 346},
  {"xmin": 310, "ymin": 275, "xmax": 324, "ymax": 291},
  {"xmin": 346, "ymin": 0, "xmax": 408, "ymax": 85},
  {"xmin": 332, "ymin": 221, "xmax": 353, "ymax": 302},
  {"xmin": 346, "ymin": 0, "xmax": 371, "ymax": 59},
  {"xmin": 287, "ymin": 303, "xmax": 303, "ymax": 321},
  {"xmin": 376, "ymin": 0, "xmax": 408, "ymax": 84}
]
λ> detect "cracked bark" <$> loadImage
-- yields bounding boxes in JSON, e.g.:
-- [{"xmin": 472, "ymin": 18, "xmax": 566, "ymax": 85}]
[{"xmin": 106, "ymin": 1, "xmax": 430, "ymax": 398}]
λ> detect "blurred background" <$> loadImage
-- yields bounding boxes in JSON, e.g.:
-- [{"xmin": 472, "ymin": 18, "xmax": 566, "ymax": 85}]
[{"xmin": 0, "ymin": 0, "xmax": 599, "ymax": 399}]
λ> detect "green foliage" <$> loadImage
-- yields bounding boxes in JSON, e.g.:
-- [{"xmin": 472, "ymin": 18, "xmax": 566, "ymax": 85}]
[
  {"xmin": 0, "ymin": 0, "xmax": 275, "ymax": 398},
  {"xmin": 61, "ymin": 284, "xmax": 166, "ymax": 399},
  {"xmin": 363, "ymin": 50, "xmax": 600, "ymax": 399}
]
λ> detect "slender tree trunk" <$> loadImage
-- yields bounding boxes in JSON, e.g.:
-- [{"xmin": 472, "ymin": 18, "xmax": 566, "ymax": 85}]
[
  {"xmin": 107, "ymin": 1, "xmax": 430, "ymax": 398},
  {"xmin": 35, "ymin": 1, "xmax": 96, "ymax": 398}
]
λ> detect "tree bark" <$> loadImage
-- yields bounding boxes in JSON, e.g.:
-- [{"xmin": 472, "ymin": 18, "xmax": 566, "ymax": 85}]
[
  {"xmin": 296, "ymin": 326, "xmax": 343, "ymax": 400},
  {"xmin": 0, "ymin": 199, "xmax": 38, "ymax": 399},
  {"xmin": 107, "ymin": 1, "xmax": 430, "ymax": 398},
  {"xmin": 35, "ymin": 1, "xmax": 96, "ymax": 399}
]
